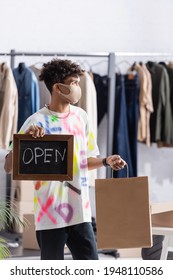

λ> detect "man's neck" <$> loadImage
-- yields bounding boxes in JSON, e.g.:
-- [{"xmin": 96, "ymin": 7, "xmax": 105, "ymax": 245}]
[{"xmin": 49, "ymin": 100, "xmax": 70, "ymax": 113}]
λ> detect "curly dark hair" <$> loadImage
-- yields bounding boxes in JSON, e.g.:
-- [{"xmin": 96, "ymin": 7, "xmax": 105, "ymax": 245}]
[{"xmin": 39, "ymin": 59, "xmax": 84, "ymax": 93}]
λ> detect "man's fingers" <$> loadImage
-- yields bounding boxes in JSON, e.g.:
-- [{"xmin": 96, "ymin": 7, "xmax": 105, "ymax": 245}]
[
  {"xmin": 107, "ymin": 155, "xmax": 127, "ymax": 170},
  {"xmin": 25, "ymin": 125, "xmax": 45, "ymax": 138}
]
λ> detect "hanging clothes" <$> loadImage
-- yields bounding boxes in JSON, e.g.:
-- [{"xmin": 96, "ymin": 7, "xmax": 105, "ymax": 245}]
[
  {"xmin": 159, "ymin": 62, "xmax": 173, "ymax": 117},
  {"xmin": 78, "ymin": 71, "xmax": 98, "ymax": 139},
  {"xmin": 93, "ymin": 73, "xmax": 109, "ymax": 126},
  {"xmin": 155, "ymin": 62, "xmax": 173, "ymax": 147},
  {"xmin": 113, "ymin": 73, "xmax": 139, "ymax": 178},
  {"xmin": 93, "ymin": 71, "xmax": 139, "ymax": 177},
  {"xmin": 0, "ymin": 63, "xmax": 6, "ymax": 116},
  {"xmin": 125, "ymin": 74, "xmax": 140, "ymax": 176},
  {"xmin": 30, "ymin": 64, "xmax": 51, "ymax": 108},
  {"xmin": 13, "ymin": 63, "xmax": 40, "ymax": 130},
  {"xmin": 0, "ymin": 63, "xmax": 18, "ymax": 149},
  {"xmin": 134, "ymin": 63, "xmax": 153, "ymax": 146},
  {"xmin": 93, "ymin": 73, "xmax": 109, "ymax": 181},
  {"xmin": 77, "ymin": 71, "xmax": 98, "ymax": 187},
  {"xmin": 168, "ymin": 61, "xmax": 173, "ymax": 118},
  {"xmin": 146, "ymin": 62, "xmax": 173, "ymax": 144}
]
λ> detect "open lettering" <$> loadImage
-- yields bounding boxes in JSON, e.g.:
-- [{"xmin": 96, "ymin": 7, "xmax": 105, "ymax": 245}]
[{"xmin": 22, "ymin": 147, "xmax": 67, "ymax": 165}]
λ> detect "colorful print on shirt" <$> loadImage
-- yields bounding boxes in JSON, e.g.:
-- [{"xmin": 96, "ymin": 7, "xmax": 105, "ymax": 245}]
[{"xmin": 18, "ymin": 105, "xmax": 99, "ymax": 230}]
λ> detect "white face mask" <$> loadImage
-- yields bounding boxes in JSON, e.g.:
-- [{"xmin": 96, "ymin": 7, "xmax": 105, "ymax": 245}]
[{"xmin": 57, "ymin": 83, "xmax": 82, "ymax": 104}]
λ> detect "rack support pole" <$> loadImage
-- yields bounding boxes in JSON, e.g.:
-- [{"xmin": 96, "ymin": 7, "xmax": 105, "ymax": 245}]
[
  {"xmin": 106, "ymin": 53, "xmax": 116, "ymax": 178},
  {"xmin": 10, "ymin": 49, "xmax": 15, "ymax": 69}
]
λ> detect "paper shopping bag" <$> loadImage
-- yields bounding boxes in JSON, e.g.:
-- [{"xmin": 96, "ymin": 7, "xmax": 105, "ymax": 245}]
[{"xmin": 95, "ymin": 176, "xmax": 152, "ymax": 249}]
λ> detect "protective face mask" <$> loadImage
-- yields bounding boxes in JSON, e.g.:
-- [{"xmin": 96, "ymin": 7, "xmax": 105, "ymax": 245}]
[{"xmin": 57, "ymin": 83, "xmax": 82, "ymax": 104}]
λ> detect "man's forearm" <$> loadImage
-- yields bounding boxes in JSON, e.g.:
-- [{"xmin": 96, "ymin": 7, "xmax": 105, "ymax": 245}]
[
  {"xmin": 87, "ymin": 157, "xmax": 105, "ymax": 170},
  {"xmin": 4, "ymin": 151, "xmax": 13, "ymax": 173}
]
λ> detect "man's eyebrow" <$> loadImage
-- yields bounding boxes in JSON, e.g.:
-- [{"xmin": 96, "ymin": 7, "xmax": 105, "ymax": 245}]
[{"xmin": 70, "ymin": 78, "xmax": 79, "ymax": 82}]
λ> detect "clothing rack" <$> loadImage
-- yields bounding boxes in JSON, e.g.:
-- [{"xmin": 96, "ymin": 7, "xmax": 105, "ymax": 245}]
[
  {"xmin": 1, "ymin": 50, "xmax": 173, "ymax": 178},
  {"xmin": 2, "ymin": 50, "xmax": 172, "ymax": 257},
  {"xmin": 114, "ymin": 52, "xmax": 173, "ymax": 57},
  {"xmin": 0, "ymin": 50, "xmax": 116, "ymax": 179},
  {"xmin": 1, "ymin": 50, "xmax": 173, "ymax": 175}
]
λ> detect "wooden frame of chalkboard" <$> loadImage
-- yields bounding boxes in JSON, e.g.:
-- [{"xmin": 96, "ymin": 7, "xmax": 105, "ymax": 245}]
[{"xmin": 13, "ymin": 134, "xmax": 74, "ymax": 181}]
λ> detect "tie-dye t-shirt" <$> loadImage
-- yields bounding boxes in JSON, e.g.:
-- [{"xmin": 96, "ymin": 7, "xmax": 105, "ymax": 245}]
[{"xmin": 18, "ymin": 105, "xmax": 99, "ymax": 230}]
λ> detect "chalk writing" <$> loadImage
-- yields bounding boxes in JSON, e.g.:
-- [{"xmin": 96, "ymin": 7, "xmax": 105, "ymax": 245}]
[{"xmin": 22, "ymin": 147, "xmax": 66, "ymax": 165}]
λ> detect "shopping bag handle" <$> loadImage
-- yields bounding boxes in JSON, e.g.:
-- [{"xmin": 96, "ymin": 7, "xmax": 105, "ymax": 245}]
[{"xmin": 111, "ymin": 163, "xmax": 129, "ymax": 178}]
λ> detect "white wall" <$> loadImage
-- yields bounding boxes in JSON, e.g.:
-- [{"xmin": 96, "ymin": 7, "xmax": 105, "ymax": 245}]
[
  {"xmin": 1, "ymin": 0, "xmax": 173, "ymax": 53},
  {"xmin": 1, "ymin": 0, "xmax": 173, "ymax": 204}
]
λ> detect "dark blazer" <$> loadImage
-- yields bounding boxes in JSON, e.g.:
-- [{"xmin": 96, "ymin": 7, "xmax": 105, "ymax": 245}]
[
  {"xmin": 146, "ymin": 62, "xmax": 173, "ymax": 144},
  {"xmin": 13, "ymin": 63, "xmax": 40, "ymax": 130}
]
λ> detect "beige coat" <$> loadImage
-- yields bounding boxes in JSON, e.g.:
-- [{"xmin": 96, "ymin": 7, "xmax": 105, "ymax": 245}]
[
  {"xmin": 135, "ymin": 63, "xmax": 153, "ymax": 146},
  {"xmin": 0, "ymin": 63, "xmax": 18, "ymax": 149},
  {"xmin": 77, "ymin": 71, "xmax": 98, "ymax": 186}
]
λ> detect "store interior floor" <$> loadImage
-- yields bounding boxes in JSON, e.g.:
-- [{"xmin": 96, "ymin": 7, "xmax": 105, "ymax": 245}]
[
  {"xmin": 1, "ymin": 230, "xmax": 173, "ymax": 260},
  {"xmin": 0, "ymin": 230, "xmax": 142, "ymax": 260}
]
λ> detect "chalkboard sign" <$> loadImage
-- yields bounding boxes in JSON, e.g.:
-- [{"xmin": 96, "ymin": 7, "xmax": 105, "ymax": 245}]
[{"xmin": 13, "ymin": 134, "xmax": 74, "ymax": 181}]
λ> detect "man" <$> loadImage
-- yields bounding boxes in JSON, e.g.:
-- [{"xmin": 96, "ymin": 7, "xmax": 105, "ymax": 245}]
[{"xmin": 4, "ymin": 59, "xmax": 126, "ymax": 260}]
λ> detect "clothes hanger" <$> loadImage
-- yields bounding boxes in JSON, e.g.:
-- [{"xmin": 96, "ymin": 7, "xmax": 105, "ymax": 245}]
[
  {"xmin": 116, "ymin": 60, "xmax": 131, "ymax": 67},
  {"xmin": 115, "ymin": 60, "xmax": 133, "ymax": 75},
  {"xmin": 32, "ymin": 61, "xmax": 44, "ymax": 69},
  {"xmin": 75, "ymin": 60, "xmax": 91, "ymax": 72},
  {"xmin": 0, "ymin": 62, "xmax": 5, "ymax": 72},
  {"xmin": 127, "ymin": 61, "xmax": 138, "ymax": 80},
  {"xmin": 0, "ymin": 53, "xmax": 7, "ymax": 70},
  {"xmin": 31, "ymin": 54, "xmax": 45, "ymax": 69},
  {"xmin": 131, "ymin": 62, "xmax": 136, "ymax": 71},
  {"xmin": 90, "ymin": 60, "xmax": 107, "ymax": 68},
  {"xmin": 82, "ymin": 60, "xmax": 92, "ymax": 71},
  {"xmin": 116, "ymin": 60, "xmax": 136, "ymax": 78}
]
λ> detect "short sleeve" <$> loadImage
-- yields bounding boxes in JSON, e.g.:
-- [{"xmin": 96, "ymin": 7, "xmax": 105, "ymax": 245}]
[
  {"xmin": 86, "ymin": 118, "xmax": 100, "ymax": 158},
  {"xmin": 8, "ymin": 115, "xmax": 36, "ymax": 151}
]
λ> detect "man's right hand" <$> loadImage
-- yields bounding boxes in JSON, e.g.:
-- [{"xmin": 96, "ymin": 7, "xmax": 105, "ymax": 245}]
[
  {"xmin": 4, "ymin": 125, "xmax": 45, "ymax": 173},
  {"xmin": 25, "ymin": 124, "xmax": 45, "ymax": 138}
]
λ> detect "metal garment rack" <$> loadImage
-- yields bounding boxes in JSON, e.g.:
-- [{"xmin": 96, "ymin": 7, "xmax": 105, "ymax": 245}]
[
  {"xmin": 2, "ymin": 49, "xmax": 172, "ymax": 255},
  {"xmin": 1, "ymin": 50, "xmax": 173, "ymax": 177},
  {"xmin": 0, "ymin": 49, "xmax": 116, "ymax": 179}
]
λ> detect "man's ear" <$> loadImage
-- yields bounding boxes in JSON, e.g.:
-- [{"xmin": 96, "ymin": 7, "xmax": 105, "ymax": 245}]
[
  {"xmin": 56, "ymin": 84, "xmax": 70, "ymax": 95},
  {"xmin": 53, "ymin": 83, "xmax": 60, "ymax": 93}
]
